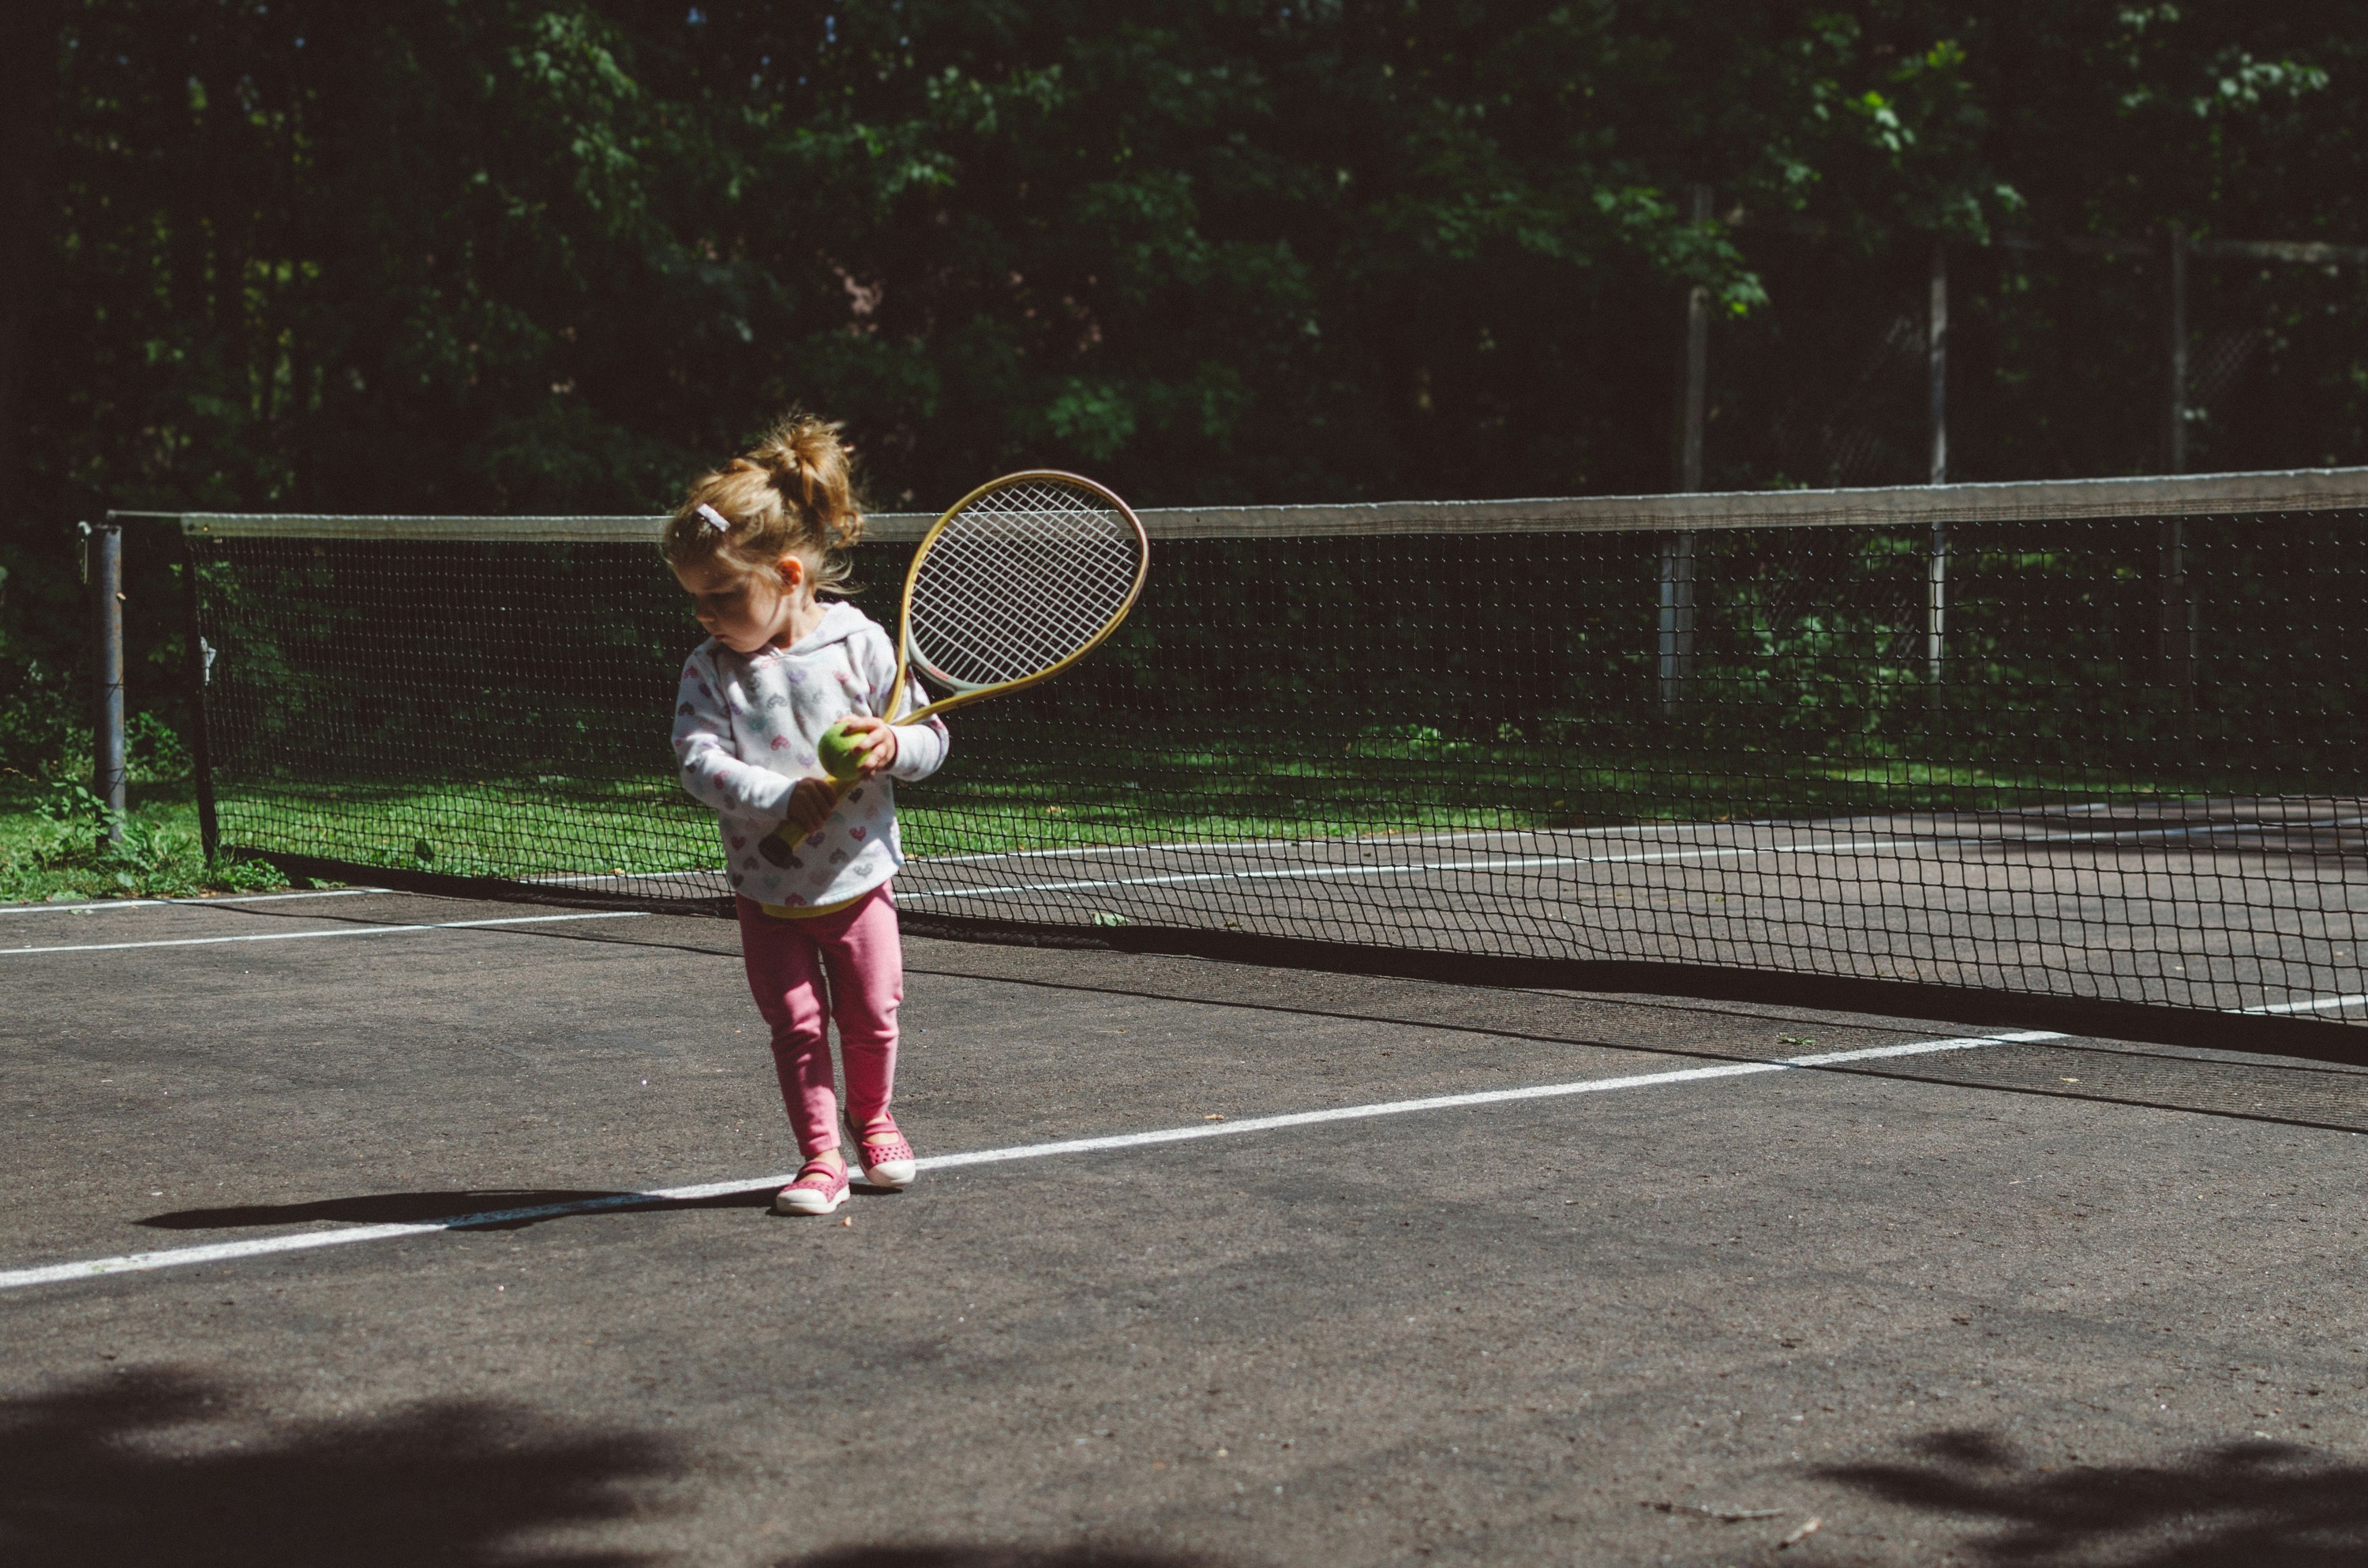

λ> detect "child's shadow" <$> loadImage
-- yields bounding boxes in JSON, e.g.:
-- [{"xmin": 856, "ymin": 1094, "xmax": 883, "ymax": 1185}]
[
  {"xmin": 138, "ymin": 1186, "xmax": 796, "ymax": 1234},
  {"xmin": 789, "ymin": 1549, "xmax": 1219, "ymax": 1568}
]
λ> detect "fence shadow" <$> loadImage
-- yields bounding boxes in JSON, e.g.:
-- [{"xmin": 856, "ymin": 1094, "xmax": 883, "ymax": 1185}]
[
  {"xmin": 0, "ymin": 1366, "xmax": 677, "ymax": 1566},
  {"xmin": 1818, "ymin": 1427, "xmax": 2368, "ymax": 1566}
]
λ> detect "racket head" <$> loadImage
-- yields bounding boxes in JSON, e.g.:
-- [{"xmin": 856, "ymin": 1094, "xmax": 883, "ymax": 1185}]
[{"xmin": 894, "ymin": 471, "xmax": 1148, "ymax": 714}]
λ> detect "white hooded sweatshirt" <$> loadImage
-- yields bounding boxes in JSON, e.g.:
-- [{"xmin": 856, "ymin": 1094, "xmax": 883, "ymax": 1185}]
[{"xmin": 671, "ymin": 601, "xmax": 949, "ymax": 911}]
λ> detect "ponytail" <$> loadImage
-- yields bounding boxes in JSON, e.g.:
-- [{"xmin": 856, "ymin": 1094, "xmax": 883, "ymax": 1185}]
[{"xmin": 663, "ymin": 412, "xmax": 864, "ymax": 593}]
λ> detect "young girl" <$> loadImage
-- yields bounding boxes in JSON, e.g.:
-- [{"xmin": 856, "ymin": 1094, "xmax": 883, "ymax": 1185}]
[{"xmin": 665, "ymin": 414, "xmax": 949, "ymax": 1216}]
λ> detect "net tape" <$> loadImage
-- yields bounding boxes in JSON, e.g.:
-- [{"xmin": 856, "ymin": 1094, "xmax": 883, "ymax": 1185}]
[{"xmin": 164, "ymin": 463, "xmax": 2368, "ymax": 541}]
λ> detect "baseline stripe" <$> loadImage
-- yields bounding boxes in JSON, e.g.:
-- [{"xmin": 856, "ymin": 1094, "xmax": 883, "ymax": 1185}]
[
  {"xmin": 0, "ymin": 1029, "xmax": 2061, "ymax": 1293},
  {"xmin": 920, "ymin": 1030, "xmax": 2063, "ymax": 1166},
  {"xmin": 2, "ymin": 910, "xmax": 649, "ymax": 956},
  {"xmin": 909, "ymin": 803, "xmax": 2365, "ymax": 875},
  {"xmin": 898, "ymin": 840, "xmax": 1914, "ymax": 902},
  {"xmin": 2243, "ymin": 991, "xmax": 2368, "ymax": 1016},
  {"xmin": 0, "ymin": 888, "xmax": 389, "ymax": 918},
  {"xmin": 900, "ymin": 813, "xmax": 2352, "ymax": 904}
]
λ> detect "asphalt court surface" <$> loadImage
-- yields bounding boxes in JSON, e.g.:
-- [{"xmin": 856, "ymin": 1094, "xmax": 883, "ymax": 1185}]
[
  {"xmin": 7, "ymin": 888, "xmax": 2368, "ymax": 1565},
  {"xmin": 894, "ymin": 806, "xmax": 2368, "ymax": 1016}
]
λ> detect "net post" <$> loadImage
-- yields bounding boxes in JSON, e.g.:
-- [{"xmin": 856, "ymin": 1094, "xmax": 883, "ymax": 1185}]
[
  {"xmin": 1925, "ymin": 241, "xmax": 1949, "ymax": 693},
  {"xmin": 2157, "ymin": 226, "xmax": 2196, "ymax": 708},
  {"xmin": 174, "ymin": 521, "xmax": 221, "ymax": 864},
  {"xmin": 1661, "ymin": 184, "xmax": 1712, "ymax": 717},
  {"xmin": 86, "ymin": 518, "xmax": 126, "ymax": 845},
  {"xmin": 2163, "ymin": 223, "xmax": 2189, "ymax": 475}
]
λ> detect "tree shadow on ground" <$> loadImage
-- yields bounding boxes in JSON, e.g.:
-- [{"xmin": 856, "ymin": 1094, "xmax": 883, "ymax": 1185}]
[
  {"xmin": 138, "ymin": 1186, "xmax": 791, "ymax": 1232},
  {"xmin": 788, "ymin": 1549, "xmax": 1220, "ymax": 1568},
  {"xmin": 1819, "ymin": 1427, "xmax": 2368, "ymax": 1566},
  {"xmin": 0, "ymin": 1366, "xmax": 677, "ymax": 1566}
]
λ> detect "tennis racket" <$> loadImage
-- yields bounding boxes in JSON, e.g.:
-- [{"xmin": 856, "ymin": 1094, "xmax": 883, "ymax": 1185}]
[{"xmin": 819, "ymin": 470, "xmax": 1149, "ymax": 791}]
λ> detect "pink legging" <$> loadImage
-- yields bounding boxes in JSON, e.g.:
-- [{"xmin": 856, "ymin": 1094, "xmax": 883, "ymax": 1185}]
[{"xmin": 736, "ymin": 885, "xmax": 902, "ymax": 1158}]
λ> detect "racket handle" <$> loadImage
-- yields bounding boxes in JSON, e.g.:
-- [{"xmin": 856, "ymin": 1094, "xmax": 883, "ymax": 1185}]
[{"xmin": 770, "ymin": 769, "xmax": 859, "ymax": 851}]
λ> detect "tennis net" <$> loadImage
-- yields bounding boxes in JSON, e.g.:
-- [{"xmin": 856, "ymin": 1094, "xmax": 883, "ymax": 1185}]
[{"xmin": 164, "ymin": 468, "xmax": 2368, "ymax": 1032}]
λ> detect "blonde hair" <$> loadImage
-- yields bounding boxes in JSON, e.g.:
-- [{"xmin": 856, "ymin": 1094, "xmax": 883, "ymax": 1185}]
[{"xmin": 662, "ymin": 413, "xmax": 864, "ymax": 595}]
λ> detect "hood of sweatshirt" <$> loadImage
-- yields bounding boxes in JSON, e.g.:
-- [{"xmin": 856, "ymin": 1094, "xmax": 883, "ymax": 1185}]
[{"xmin": 773, "ymin": 599, "xmax": 873, "ymax": 659}]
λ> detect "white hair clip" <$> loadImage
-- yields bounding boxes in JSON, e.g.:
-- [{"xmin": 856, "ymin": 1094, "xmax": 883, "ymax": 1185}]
[{"xmin": 695, "ymin": 503, "xmax": 731, "ymax": 533}]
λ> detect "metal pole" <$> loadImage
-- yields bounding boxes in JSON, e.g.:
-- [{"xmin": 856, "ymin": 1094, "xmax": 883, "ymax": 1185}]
[
  {"xmin": 1926, "ymin": 241, "xmax": 1949, "ymax": 688},
  {"xmin": 1662, "ymin": 182, "xmax": 1710, "ymax": 717},
  {"xmin": 177, "ymin": 525, "xmax": 222, "ymax": 863},
  {"xmin": 2164, "ymin": 223, "xmax": 2188, "ymax": 474},
  {"xmin": 2160, "ymin": 224, "xmax": 2194, "ymax": 700},
  {"xmin": 89, "ymin": 519, "xmax": 126, "ymax": 844}
]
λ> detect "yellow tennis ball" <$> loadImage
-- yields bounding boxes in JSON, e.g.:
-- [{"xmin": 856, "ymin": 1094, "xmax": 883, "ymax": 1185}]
[{"xmin": 817, "ymin": 719, "xmax": 867, "ymax": 781}]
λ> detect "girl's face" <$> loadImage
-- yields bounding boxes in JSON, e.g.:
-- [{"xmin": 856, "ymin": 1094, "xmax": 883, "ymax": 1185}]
[{"xmin": 672, "ymin": 554, "xmax": 814, "ymax": 654}]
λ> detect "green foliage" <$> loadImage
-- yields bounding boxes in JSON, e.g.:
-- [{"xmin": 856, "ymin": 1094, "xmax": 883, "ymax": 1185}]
[
  {"xmin": 0, "ymin": 782, "xmax": 284, "ymax": 903},
  {"xmin": 126, "ymin": 712, "xmax": 190, "ymax": 783},
  {"xmin": 0, "ymin": 658, "xmax": 83, "ymax": 779},
  {"xmin": 2, "ymin": 1, "xmax": 2364, "ymax": 771},
  {"xmin": 19, "ymin": 1, "xmax": 2254, "ymax": 530},
  {"xmin": 31, "ymin": 777, "xmax": 107, "ymax": 829}
]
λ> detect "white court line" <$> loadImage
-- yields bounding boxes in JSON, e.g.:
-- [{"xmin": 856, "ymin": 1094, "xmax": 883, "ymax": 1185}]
[
  {"xmin": 900, "ymin": 838, "xmax": 1920, "ymax": 901},
  {"xmin": 0, "ymin": 888, "xmax": 391, "ymax": 918},
  {"xmin": 2243, "ymin": 992, "xmax": 2368, "ymax": 1016},
  {"xmin": 916, "ymin": 826, "xmax": 1535, "ymax": 866},
  {"xmin": 466, "ymin": 808, "xmax": 2365, "ymax": 895},
  {"xmin": 902, "ymin": 804, "xmax": 2366, "ymax": 874},
  {"xmin": 901, "ymin": 795, "xmax": 2346, "ymax": 870},
  {"xmin": 523, "ymin": 799, "xmax": 2347, "ymax": 886},
  {"xmin": 1, "ymin": 910, "xmax": 648, "ymax": 957},
  {"xmin": 901, "ymin": 816, "xmax": 2366, "ymax": 904},
  {"xmin": 523, "ymin": 833, "xmax": 1858, "ymax": 903},
  {"xmin": 519, "ymin": 829, "xmax": 1534, "ymax": 886},
  {"xmin": 526, "ymin": 870, "xmax": 719, "ymax": 888},
  {"xmin": 0, "ymin": 1028, "xmax": 2063, "ymax": 1293}
]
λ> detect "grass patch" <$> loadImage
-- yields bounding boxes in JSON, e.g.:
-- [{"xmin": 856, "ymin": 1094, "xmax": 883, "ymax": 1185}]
[
  {"xmin": 216, "ymin": 779, "xmax": 721, "ymax": 881},
  {"xmin": 0, "ymin": 780, "xmax": 289, "ymax": 904},
  {"xmin": 189, "ymin": 739, "xmax": 2235, "ymax": 887}
]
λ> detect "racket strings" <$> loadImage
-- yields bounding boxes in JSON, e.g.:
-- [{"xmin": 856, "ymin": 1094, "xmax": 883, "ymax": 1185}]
[
  {"xmin": 909, "ymin": 479, "xmax": 1143, "ymax": 690},
  {"xmin": 916, "ymin": 534, "xmax": 1133, "ymax": 684}
]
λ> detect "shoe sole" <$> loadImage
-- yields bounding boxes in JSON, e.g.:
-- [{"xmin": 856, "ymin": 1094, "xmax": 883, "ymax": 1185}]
[
  {"xmin": 773, "ymin": 1184, "xmax": 849, "ymax": 1215},
  {"xmin": 863, "ymin": 1161, "xmax": 917, "ymax": 1188}
]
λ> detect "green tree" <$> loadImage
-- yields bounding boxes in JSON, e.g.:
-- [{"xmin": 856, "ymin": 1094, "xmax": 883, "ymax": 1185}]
[{"xmin": 2, "ymin": 2, "xmax": 2362, "ymax": 777}]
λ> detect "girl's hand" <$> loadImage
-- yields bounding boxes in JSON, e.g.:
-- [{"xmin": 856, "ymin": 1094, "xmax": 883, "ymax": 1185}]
[
  {"xmin": 779, "ymin": 719, "xmax": 898, "ymax": 836},
  {"xmin": 834, "ymin": 714, "xmax": 901, "ymax": 778},
  {"xmin": 781, "ymin": 777, "xmax": 838, "ymax": 836}
]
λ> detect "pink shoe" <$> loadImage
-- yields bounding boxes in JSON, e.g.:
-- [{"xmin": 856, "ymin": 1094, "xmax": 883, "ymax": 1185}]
[
  {"xmin": 851, "ymin": 1114, "xmax": 918, "ymax": 1189},
  {"xmin": 773, "ymin": 1157, "xmax": 849, "ymax": 1215}
]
